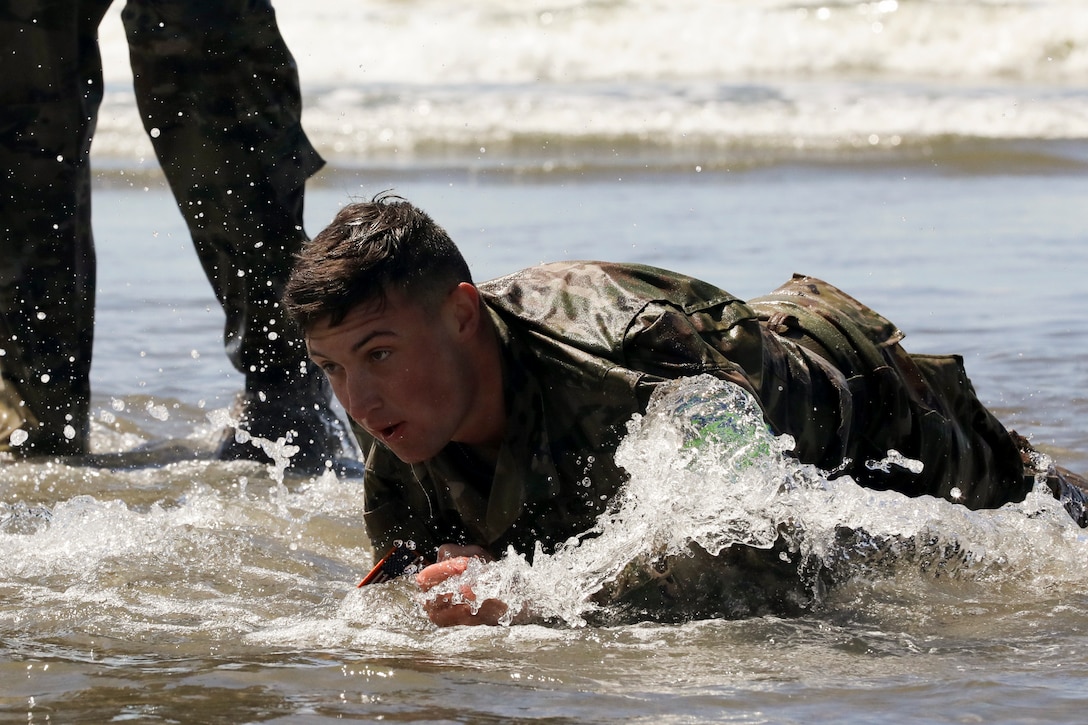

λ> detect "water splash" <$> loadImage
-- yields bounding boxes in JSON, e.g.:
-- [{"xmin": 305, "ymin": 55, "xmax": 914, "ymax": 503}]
[
  {"xmin": 421, "ymin": 375, "xmax": 1088, "ymax": 627},
  {"xmin": 0, "ymin": 463, "xmax": 368, "ymax": 642},
  {"xmin": 205, "ymin": 406, "xmax": 298, "ymax": 488},
  {"xmin": 865, "ymin": 449, "xmax": 925, "ymax": 475},
  {"xmin": 0, "ymin": 501, "xmax": 53, "ymax": 536},
  {"xmin": 4, "ymin": 377, "xmax": 1086, "ymax": 646}
]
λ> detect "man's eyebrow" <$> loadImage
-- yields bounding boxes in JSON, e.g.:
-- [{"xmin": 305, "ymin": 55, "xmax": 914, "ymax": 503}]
[
  {"xmin": 307, "ymin": 329, "xmax": 393, "ymax": 360},
  {"xmin": 351, "ymin": 329, "xmax": 395, "ymax": 352}
]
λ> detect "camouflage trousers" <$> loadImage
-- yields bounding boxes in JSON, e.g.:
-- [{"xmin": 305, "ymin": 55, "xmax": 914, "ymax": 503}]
[{"xmin": 0, "ymin": 0, "xmax": 325, "ymax": 455}]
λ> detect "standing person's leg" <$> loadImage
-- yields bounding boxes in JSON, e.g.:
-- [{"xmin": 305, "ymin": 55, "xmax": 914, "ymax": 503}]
[
  {"xmin": 121, "ymin": 0, "xmax": 346, "ymax": 471},
  {"xmin": 0, "ymin": 0, "xmax": 112, "ymax": 457}
]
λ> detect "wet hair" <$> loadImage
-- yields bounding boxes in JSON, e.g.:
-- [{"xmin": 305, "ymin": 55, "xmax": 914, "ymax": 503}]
[{"xmin": 284, "ymin": 193, "xmax": 473, "ymax": 329}]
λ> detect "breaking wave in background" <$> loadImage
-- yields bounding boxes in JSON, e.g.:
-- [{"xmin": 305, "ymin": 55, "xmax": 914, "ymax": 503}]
[{"xmin": 92, "ymin": 0, "xmax": 1088, "ymax": 174}]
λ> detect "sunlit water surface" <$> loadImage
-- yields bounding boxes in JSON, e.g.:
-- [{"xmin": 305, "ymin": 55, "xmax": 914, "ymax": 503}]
[
  {"xmin": 5, "ymin": 0, "xmax": 1088, "ymax": 716},
  {"xmin": 2, "ymin": 165, "xmax": 1087, "ymax": 723}
]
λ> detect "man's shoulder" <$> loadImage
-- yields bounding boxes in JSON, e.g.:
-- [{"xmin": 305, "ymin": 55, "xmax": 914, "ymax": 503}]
[
  {"xmin": 479, "ymin": 260, "xmax": 740, "ymax": 316},
  {"xmin": 478, "ymin": 261, "xmax": 756, "ymax": 373}
]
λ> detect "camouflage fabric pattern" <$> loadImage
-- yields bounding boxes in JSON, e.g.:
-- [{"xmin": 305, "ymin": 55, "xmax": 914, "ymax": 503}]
[
  {"xmin": 747, "ymin": 274, "xmax": 1028, "ymax": 509},
  {"xmin": 0, "ymin": 0, "xmax": 324, "ymax": 456},
  {"xmin": 360, "ymin": 262, "xmax": 1031, "ymax": 560}
]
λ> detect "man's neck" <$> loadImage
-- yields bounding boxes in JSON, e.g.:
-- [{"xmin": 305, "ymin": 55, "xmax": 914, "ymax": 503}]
[{"xmin": 457, "ymin": 308, "xmax": 507, "ymax": 461}]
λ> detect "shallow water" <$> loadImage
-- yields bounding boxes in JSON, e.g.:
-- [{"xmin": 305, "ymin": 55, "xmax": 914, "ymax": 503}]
[
  {"xmin": 4, "ymin": 164, "xmax": 1087, "ymax": 723},
  {"xmin": 5, "ymin": 0, "xmax": 1088, "ymax": 721},
  {"xmin": 91, "ymin": 164, "xmax": 1088, "ymax": 468}
]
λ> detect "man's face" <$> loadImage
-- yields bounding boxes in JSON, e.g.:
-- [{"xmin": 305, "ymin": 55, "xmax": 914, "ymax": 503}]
[{"xmin": 305, "ymin": 288, "xmax": 478, "ymax": 464}]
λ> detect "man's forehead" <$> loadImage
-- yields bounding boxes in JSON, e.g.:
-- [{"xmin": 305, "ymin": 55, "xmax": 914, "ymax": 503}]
[{"xmin": 304, "ymin": 290, "xmax": 420, "ymax": 341}]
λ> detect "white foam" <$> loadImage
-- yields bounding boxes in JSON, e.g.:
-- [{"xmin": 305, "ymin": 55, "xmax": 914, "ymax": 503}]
[
  {"xmin": 5, "ymin": 377, "xmax": 1085, "ymax": 641},
  {"xmin": 89, "ymin": 0, "xmax": 1088, "ymax": 170},
  {"xmin": 416, "ymin": 376, "xmax": 1088, "ymax": 627}
]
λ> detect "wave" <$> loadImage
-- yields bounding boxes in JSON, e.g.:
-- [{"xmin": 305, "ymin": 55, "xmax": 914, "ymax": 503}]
[
  {"xmin": 2, "ymin": 377, "xmax": 1085, "ymax": 643},
  {"xmin": 91, "ymin": 0, "xmax": 1088, "ymax": 173},
  {"xmin": 408, "ymin": 376, "xmax": 1087, "ymax": 627},
  {"xmin": 92, "ymin": 82, "xmax": 1088, "ymax": 174},
  {"xmin": 268, "ymin": 0, "xmax": 1088, "ymax": 86}
]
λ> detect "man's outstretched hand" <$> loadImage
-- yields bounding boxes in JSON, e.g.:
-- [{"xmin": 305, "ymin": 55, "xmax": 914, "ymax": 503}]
[{"xmin": 415, "ymin": 544, "xmax": 509, "ymax": 627}]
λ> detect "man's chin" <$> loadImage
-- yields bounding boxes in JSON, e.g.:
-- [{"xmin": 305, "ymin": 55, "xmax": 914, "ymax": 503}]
[
  {"xmin": 386, "ymin": 444, "xmax": 435, "ymax": 466},
  {"xmin": 374, "ymin": 429, "xmax": 447, "ymax": 465}
]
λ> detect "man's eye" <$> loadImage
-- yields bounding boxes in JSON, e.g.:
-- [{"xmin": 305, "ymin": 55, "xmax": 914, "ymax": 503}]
[
  {"xmin": 319, "ymin": 362, "xmax": 340, "ymax": 375},
  {"xmin": 371, "ymin": 349, "xmax": 392, "ymax": 362}
]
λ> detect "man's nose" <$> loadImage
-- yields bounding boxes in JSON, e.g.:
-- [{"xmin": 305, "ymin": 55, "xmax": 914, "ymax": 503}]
[{"xmin": 342, "ymin": 376, "xmax": 381, "ymax": 424}]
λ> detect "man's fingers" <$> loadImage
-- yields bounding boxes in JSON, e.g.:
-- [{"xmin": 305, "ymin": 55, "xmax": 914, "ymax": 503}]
[
  {"xmin": 415, "ymin": 548, "xmax": 509, "ymax": 625},
  {"xmin": 423, "ymin": 595, "xmax": 509, "ymax": 627},
  {"xmin": 415, "ymin": 557, "xmax": 469, "ymax": 591}
]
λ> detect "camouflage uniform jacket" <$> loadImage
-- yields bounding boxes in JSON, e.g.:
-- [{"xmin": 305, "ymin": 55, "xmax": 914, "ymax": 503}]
[{"xmin": 359, "ymin": 262, "xmax": 1029, "ymax": 559}]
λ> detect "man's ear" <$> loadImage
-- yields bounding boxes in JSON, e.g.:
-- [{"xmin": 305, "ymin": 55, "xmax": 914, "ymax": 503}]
[{"xmin": 444, "ymin": 282, "xmax": 481, "ymax": 336}]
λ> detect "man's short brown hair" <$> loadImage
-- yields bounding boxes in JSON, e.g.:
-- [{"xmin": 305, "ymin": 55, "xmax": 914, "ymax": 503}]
[{"xmin": 285, "ymin": 193, "xmax": 473, "ymax": 329}]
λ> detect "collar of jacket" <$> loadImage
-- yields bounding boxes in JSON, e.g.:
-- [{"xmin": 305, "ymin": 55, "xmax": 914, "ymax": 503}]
[{"xmin": 438, "ymin": 306, "xmax": 562, "ymax": 545}]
